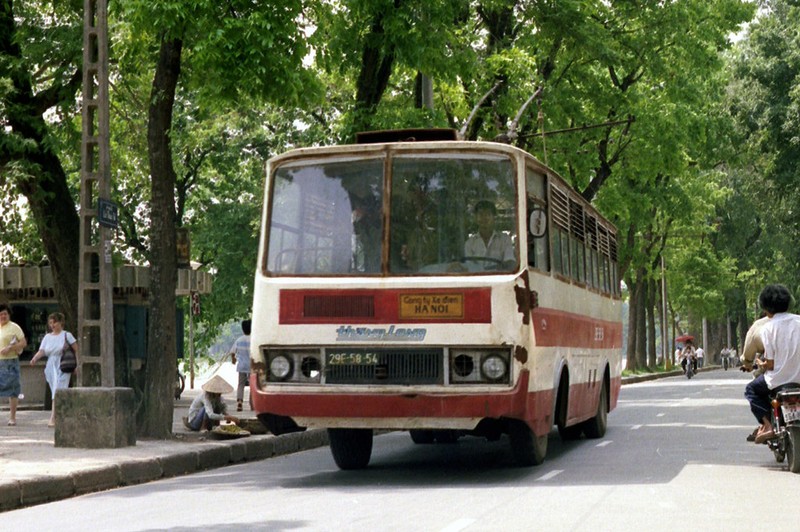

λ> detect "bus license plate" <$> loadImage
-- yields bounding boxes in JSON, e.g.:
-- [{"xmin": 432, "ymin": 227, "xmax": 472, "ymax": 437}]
[
  {"xmin": 782, "ymin": 403, "xmax": 800, "ymax": 423},
  {"xmin": 326, "ymin": 350, "xmax": 379, "ymax": 366}
]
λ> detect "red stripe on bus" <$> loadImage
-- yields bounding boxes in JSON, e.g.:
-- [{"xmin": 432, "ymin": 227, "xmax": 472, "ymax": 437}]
[
  {"xmin": 252, "ymin": 371, "xmax": 549, "ymax": 434},
  {"xmin": 279, "ymin": 288, "xmax": 492, "ymax": 324},
  {"xmin": 252, "ymin": 372, "xmax": 621, "ymax": 437},
  {"xmin": 531, "ymin": 307, "xmax": 622, "ymax": 350}
]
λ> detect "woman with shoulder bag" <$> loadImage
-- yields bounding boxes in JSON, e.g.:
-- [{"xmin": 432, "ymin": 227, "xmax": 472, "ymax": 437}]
[{"xmin": 30, "ymin": 312, "xmax": 78, "ymax": 427}]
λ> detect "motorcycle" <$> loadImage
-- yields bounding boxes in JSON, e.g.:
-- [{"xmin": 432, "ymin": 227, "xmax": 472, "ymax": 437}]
[
  {"xmin": 682, "ymin": 356, "xmax": 695, "ymax": 379},
  {"xmin": 175, "ymin": 369, "xmax": 186, "ymax": 400},
  {"xmin": 764, "ymin": 383, "xmax": 800, "ymax": 473}
]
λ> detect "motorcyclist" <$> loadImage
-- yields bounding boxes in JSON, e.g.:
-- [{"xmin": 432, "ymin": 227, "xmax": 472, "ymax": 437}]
[
  {"xmin": 743, "ymin": 284, "xmax": 800, "ymax": 444},
  {"xmin": 680, "ymin": 340, "xmax": 697, "ymax": 374}
]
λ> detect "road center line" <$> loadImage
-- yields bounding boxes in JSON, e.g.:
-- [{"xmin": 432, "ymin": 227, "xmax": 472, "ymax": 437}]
[
  {"xmin": 537, "ymin": 469, "xmax": 564, "ymax": 481},
  {"xmin": 631, "ymin": 424, "xmax": 642, "ymax": 430},
  {"xmin": 596, "ymin": 440, "xmax": 612, "ymax": 447},
  {"xmin": 439, "ymin": 518, "xmax": 476, "ymax": 532}
]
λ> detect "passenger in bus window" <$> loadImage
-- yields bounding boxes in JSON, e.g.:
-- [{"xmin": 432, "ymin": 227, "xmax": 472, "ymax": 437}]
[{"xmin": 461, "ymin": 200, "xmax": 515, "ymax": 270}]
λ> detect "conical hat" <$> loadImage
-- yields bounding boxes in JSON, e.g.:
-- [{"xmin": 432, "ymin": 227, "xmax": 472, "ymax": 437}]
[{"xmin": 201, "ymin": 375, "xmax": 233, "ymax": 394}]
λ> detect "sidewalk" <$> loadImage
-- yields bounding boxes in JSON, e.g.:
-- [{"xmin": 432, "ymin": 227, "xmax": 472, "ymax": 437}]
[{"xmin": 0, "ymin": 387, "xmax": 328, "ymax": 512}]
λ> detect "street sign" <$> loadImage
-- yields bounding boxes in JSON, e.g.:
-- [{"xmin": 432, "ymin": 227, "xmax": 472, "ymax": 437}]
[
  {"xmin": 191, "ymin": 291, "xmax": 201, "ymax": 316},
  {"xmin": 97, "ymin": 198, "xmax": 118, "ymax": 229}
]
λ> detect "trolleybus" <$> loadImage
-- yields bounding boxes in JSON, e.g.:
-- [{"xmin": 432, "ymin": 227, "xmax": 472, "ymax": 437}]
[{"xmin": 250, "ymin": 128, "xmax": 622, "ymax": 469}]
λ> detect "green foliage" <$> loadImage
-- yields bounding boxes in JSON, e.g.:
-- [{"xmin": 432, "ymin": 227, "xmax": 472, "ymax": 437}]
[
  {"xmin": 4, "ymin": 0, "xmax": 775, "ymax": 357},
  {"xmin": 720, "ymin": 0, "xmax": 800, "ymax": 308}
]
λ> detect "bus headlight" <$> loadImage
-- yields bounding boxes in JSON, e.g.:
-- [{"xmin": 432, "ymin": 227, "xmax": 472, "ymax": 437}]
[
  {"xmin": 481, "ymin": 355, "xmax": 508, "ymax": 382},
  {"xmin": 453, "ymin": 354, "xmax": 475, "ymax": 377},
  {"xmin": 262, "ymin": 349, "xmax": 322, "ymax": 383},
  {"xmin": 270, "ymin": 355, "xmax": 292, "ymax": 381},
  {"xmin": 450, "ymin": 349, "xmax": 510, "ymax": 384}
]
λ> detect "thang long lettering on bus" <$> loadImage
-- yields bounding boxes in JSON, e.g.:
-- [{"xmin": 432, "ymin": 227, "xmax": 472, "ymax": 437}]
[{"xmin": 335, "ymin": 325, "xmax": 427, "ymax": 342}]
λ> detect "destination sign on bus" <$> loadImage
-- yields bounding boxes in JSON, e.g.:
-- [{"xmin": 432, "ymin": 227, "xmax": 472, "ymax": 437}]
[{"xmin": 399, "ymin": 293, "xmax": 464, "ymax": 319}]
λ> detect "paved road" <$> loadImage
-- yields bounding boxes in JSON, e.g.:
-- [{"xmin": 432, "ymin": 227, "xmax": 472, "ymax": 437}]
[{"xmin": 3, "ymin": 369, "xmax": 795, "ymax": 531}]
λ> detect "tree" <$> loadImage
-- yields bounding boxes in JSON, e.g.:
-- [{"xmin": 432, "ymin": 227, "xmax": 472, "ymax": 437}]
[
  {"xmin": 0, "ymin": 0, "xmax": 82, "ymax": 329},
  {"xmin": 118, "ymin": 0, "xmax": 320, "ymax": 437}
]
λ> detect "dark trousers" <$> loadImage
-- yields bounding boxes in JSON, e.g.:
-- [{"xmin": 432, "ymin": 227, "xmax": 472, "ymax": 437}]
[{"xmin": 744, "ymin": 374, "xmax": 771, "ymax": 424}]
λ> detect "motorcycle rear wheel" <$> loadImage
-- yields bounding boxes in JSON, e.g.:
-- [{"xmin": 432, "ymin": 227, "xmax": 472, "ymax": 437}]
[{"xmin": 786, "ymin": 426, "xmax": 800, "ymax": 473}]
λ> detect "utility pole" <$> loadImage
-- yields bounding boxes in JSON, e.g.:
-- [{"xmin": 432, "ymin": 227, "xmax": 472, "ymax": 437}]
[
  {"xmin": 78, "ymin": 0, "xmax": 115, "ymax": 386},
  {"xmin": 661, "ymin": 255, "xmax": 670, "ymax": 368}
]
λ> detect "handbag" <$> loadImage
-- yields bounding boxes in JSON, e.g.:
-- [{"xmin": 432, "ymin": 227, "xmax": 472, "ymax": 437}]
[{"xmin": 60, "ymin": 332, "xmax": 77, "ymax": 373}]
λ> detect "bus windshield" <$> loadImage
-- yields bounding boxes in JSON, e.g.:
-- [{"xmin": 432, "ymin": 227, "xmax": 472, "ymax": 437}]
[{"xmin": 266, "ymin": 152, "xmax": 517, "ymax": 276}]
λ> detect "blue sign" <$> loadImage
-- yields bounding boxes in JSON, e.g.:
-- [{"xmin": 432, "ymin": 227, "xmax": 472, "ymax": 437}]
[{"xmin": 97, "ymin": 198, "xmax": 118, "ymax": 229}]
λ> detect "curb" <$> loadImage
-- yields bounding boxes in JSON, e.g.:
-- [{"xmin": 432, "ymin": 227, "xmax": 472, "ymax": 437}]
[
  {"xmin": 0, "ymin": 428, "xmax": 329, "ymax": 512},
  {"xmin": 621, "ymin": 365, "xmax": 719, "ymax": 385}
]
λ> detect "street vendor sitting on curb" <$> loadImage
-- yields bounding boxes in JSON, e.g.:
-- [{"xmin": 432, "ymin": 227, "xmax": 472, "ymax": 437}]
[{"xmin": 185, "ymin": 375, "xmax": 240, "ymax": 431}]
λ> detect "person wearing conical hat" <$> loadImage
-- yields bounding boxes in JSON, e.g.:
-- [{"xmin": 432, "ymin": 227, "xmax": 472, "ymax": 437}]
[{"xmin": 185, "ymin": 375, "xmax": 240, "ymax": 431}]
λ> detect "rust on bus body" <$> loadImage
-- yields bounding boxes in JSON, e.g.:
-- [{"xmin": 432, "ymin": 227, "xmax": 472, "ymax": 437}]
[
  {"xmin": 514, "ymin": 270, "xmax": 538, "ymax": 325},
  {"xmin": 514, "ymin": 345, "xmax": 528, "ymax": 364}
]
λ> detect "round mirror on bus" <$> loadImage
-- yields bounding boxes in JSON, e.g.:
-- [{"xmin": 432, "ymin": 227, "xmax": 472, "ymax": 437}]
[{"xmin": 529, "ymin": 207, "xmax": 547, "ymax": 238}]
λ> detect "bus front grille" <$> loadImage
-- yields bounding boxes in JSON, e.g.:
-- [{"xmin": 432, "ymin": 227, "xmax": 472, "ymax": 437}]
[{"xmin": 325, "ymin": 348, "xmax": 442, "ymax": 385}]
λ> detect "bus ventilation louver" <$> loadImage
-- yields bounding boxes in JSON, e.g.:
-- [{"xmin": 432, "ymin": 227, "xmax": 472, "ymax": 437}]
[{"xmin": 304, "ymin": 295, "xmax": 375, "ymax": 318}]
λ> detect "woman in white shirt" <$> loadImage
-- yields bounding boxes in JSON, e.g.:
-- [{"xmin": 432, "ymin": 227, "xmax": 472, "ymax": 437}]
[{"xmin": 30, "ymin": 312, "xmax": 78, "ymax": 427}]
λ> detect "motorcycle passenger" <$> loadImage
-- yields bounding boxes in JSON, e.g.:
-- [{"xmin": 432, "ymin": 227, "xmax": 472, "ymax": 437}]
[
  {"xmin": 743, "ymin": 284, "xmax": 800, "ymax": 444},
  {"xmin": 680, "ymin": 340, "xmax": 697, "ymax": 374}
]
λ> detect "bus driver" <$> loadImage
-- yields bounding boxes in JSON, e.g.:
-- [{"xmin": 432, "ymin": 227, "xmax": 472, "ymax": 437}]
[{"xmin": 463, "ymin": 200, "xmax": 515, "ymax": 269}]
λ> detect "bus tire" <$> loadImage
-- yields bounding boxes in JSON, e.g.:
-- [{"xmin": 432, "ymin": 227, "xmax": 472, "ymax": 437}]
[
  {"xmin": 555, "ymin": 374, "xmax": 582, "ymax": 441},
  {"xmin": 258, "ymin": 413, "xmax": 306, "ymax": 436},
  {"xmin": 508, "ymin": 419, "xmax": 546, "ymax": 467},
  {"xmin": 582, "ymin": 379, "xmax": 608, "ymax": 439},
  {"xmin": 328, "ymin": 428, "xmax": 373, "ymax": 470},
  {"xmin": 434, "ymin": 430, "xmax": 460, "ymax": 443},
  {"xmin": 558, "ymin": 423, "xmax": 583, "ymax": 441},
  {"xmin": 410, "ymin": 429, "xmax": 435, "ymax": 444}
]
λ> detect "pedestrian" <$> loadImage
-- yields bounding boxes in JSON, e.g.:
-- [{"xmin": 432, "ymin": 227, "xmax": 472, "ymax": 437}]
[
  {"xmin": 0, "ymin": 303, "xmax": 28, "ymax": 426},
  {"xmin": 185, "ymin": 375, "xmax": 240, "ymax": 431},
  {"xmin": 695, "ymin": 345, "xmax": 705, "ymax": 369},
  {"xmin": 228, "ymin": 319, "xmax": 251, "ymax": 412},
  {"xmin": 29, "ymin": 312, "xmax": 78, "ymax": 427},
  {"xmin": 743, "ymin": 284, "xmax": 800, "ymax": 444}
]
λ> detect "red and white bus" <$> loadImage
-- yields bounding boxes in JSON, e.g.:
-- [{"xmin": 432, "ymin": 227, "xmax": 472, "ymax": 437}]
[{"xmin": 250, "ymin": 129, "xmax": 622, "ymax": 469}]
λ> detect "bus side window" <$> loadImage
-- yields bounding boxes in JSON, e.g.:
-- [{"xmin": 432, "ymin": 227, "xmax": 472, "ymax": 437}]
[{"xmin": 526, "ymin": 168, "xmax": 549, "ymax": 271}]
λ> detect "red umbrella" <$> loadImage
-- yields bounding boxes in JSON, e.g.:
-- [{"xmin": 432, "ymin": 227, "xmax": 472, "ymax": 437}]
[{"xmin": 676, "ymin": 334, "xmax": 694, "ymax": 343}]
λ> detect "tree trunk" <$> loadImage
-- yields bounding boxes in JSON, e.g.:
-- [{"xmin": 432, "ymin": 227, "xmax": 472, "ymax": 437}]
[
  {"xmin": 0, "ymin": 3, "xmax": 79, "ymax": 329},
  {"xmin": 625, "ymin": 273, "xmax": 638, "ymax": 371},
  {"xmin": 634, "ymin": 268, "xmax": 647, "ymax": 369},
  {"xmin": 646, "ymin": 277, "xmax": 657, "ymax": 368},
  {"xmin": 351, "ymin": 1, "xmax": 400, "ymax": 135},
  {"xmin": 140, "ymin": 35, "xmax": 182, "ymax": 439}
]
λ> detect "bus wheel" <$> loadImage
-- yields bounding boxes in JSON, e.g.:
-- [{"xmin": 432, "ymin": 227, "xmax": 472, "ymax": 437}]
[
  {"xmin": 258, "ymin": 413, "xmax": 305, "ymax": 436},
  {"xmin": 434, "ymin": 430, "xmax": 460, "ymax": 444},
  {"xmin": 328, "ymin": 428, "xmax": 373, "ymax": 470},
  {"xmin": 558, "ymin": 423, "xmax": 583, "ymax": 441},
  {"xmin": 410, "ymin": 429, "xmax": 436, "ymax": 444},
  {"xmin": 508, "ymin": 419, "xmax": 546, "ymax": 467},
  {"xmin": 582, "ymin": 380, "xmax": 608, "ymax": 439}
]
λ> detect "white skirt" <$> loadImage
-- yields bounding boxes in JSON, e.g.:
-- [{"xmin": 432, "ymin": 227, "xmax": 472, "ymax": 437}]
[{"xmin": 44, "ymin": 355, "xmax": 71, "ymax": 399}]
